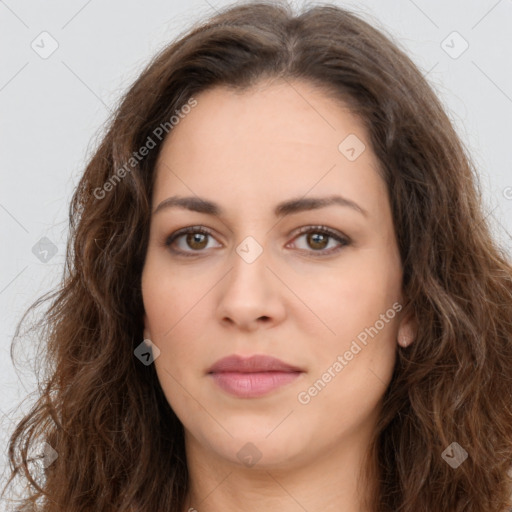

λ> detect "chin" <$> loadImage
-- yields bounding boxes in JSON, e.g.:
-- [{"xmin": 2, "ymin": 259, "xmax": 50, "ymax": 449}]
[{"xmin": 194, "ymin": 421, "xmax": 311, "ymax": 469}]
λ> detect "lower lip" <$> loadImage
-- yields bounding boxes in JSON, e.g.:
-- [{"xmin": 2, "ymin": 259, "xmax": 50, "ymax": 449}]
[{"xmin": 209, "ymin": 371, "xmax": 302, "ymax": 398}]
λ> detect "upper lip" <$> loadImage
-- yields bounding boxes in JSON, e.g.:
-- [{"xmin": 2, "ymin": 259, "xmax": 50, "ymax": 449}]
[{"xmin": 207, "ymin": 354, "xmax": 303, "ymax": 373}]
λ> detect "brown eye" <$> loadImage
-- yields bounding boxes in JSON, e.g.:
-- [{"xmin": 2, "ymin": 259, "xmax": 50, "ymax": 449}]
[
  {"xmin": 184, "ymin": 232, "xmax": 208, "ymax": 250},
  {"xmin": 305, "ymin": 232, "xmax": 329, "ymax": 250},
  {"xmin": 164, "ymin": 226, "xmax": 221, "ymax": 256},
  {"xmin": 289, "ymin": 226, "xmax": 350, "ymax": 256}
]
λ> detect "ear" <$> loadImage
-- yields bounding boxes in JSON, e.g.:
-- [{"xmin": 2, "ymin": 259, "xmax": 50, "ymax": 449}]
[{"xmin": 397, "ymin": 308, "xmax": 418, "ymax": 348}]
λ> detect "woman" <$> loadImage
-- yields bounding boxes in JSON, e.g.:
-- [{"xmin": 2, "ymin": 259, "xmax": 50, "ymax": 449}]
[{"xmin": 4, "ymin": 1, "xmax": 512, "ymax": 511}]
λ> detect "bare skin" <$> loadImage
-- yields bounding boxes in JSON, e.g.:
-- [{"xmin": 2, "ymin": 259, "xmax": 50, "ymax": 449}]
[{"xmin": 141, "ymin": 78, "xmax": 417, "ymax": 512}]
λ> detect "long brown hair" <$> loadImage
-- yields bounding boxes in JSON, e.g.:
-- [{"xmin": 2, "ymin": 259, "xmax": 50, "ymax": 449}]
[{"xmin": 4, "ymin": 1, "xmax": 512, "ymax": 511}]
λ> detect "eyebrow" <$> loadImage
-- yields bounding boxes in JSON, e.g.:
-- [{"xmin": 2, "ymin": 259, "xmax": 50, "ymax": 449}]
[{"xmin": 153, "ymin": 194, "xmax": 368, "ymax": 218}]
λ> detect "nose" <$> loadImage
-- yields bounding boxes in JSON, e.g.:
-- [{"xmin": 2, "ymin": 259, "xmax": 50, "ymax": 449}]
[{"xmin": 215, "ymin": 241, "xmax": 286, "ymax": 332}]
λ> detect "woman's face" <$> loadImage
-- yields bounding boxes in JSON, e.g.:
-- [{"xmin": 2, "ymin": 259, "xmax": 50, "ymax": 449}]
[{"xmin": 141, "ymin": 79, "xmax": 414, "ymax": 470}]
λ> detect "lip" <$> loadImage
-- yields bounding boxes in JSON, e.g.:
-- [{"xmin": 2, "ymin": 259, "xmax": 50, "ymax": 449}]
[
  {"xmin": 207, "ymin": 354, "xmax": 304, "ymax": 398},
  {"xmin": 208, "ymin": 354, "xmax": 303, "ymax": 373}
]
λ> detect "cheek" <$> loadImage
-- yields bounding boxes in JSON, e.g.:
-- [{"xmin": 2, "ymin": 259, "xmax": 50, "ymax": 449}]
[
  {"xmin": 299, "ymin": 263, "xmax": 400, "ymax": 418},
  {"xmin": 142, "ymin": 263, "xmax": 183, "ymax": 372},
  {"xmin": 309, "ymin": 252, "xmax": 401, "ymax": 332},
  {"xmin": 142, "ymin": 251, "xmax": 198, "ymax": 332},
  {"xmin": 143, "ymin": 274, "xmax": 208, "ymax": 417},
  {"xmin": 142, "ymin": 256, "xmax": 212, "ymax": 371}
]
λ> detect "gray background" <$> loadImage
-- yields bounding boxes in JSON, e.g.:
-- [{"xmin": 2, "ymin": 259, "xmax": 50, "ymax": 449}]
[{"xmin": 1, "ymin": 0, "xmax": 511, "ymax": 501}]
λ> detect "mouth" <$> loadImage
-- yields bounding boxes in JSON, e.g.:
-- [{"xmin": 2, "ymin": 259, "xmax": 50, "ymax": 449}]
[{"xmin": 207, "ymin": 354, "xmax": 304, "ymax": 398}]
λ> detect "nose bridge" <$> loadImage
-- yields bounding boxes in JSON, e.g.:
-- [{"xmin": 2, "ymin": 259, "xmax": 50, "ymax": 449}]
[
  {"xmin": 235, "ymin": 233, "xmax": 266, "ymax": 266},
  {"xmin": 228, "ymin": 233, "xmax": 271, "ymax": 297},
  {"xmin": 216, "ymin": 231, "xmax": 285, "ymax": 328}
]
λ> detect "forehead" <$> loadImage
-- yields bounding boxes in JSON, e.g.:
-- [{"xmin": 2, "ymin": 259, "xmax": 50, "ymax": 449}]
[{"xmin": 152, "ymin": 80, "xmax": 387, "ymax": 219}]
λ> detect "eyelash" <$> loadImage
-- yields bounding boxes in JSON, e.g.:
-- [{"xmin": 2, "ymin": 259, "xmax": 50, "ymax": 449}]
[{"xmin": 164, "ymin": 225, "xmax": 350, "ymax": 258}]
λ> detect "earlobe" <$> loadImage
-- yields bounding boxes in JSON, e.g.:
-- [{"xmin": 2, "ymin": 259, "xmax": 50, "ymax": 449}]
[{"xmin": 397, "ymin": 310, "xmax": 418, "ymax": 348}]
